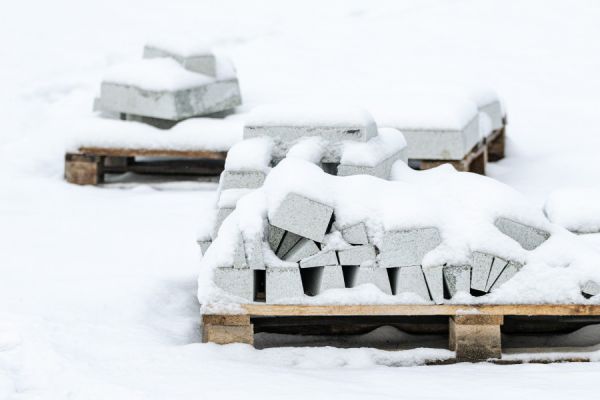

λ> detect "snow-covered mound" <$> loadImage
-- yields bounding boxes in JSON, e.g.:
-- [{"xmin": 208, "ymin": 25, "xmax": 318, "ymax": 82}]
[
  {"xmin": 198, "ymin": 158, "xmax": 600, "ymax": 307},
  {"xmin": 545, "ymin": 188, "xmax": 600, "ymax": 234}
]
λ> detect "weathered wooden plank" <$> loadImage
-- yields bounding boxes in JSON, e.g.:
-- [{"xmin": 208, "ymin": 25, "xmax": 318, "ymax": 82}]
[
  {"xmin": 418, "ymin": 142, "xmax": 487, "ymax": 175},
  {"xmin": 79, "ymin": 146, "xmax": 227, "ymax": 160},
  {"xmin": 207, "ymin": 303, "xmax": 600, "ymax": 317},
  {"xmin": 487, "ymin": 127, "xmax": 506, "ymax": 162},
  {"xmin": 64, "ymin": 153, "xmax": 104, "ymax": 185}
]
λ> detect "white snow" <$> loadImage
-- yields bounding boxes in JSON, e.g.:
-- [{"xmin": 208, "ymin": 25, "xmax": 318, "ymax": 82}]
[
  {"xmin": 245, "ymin": 104, "xmax": 377, "ymax": 128},
  {"xmin": 224, "ymin": 136, "xmax": 273, "ymax": 171},
  {"xmin": 545, "ymin": 188, "xmax": 600, "ymax": 233},
  {"xmin": 286, "ymin": 136, "xmax": 327, "ymax": 164},
  {"xmin": 103, "ymin": 57, "xmax": 214, "ymax": 91},
  {"xmin": 3, "ymin": 0, "xmax": 600, "ymax": 398},
  {"xmin": 341, "ymin": 128, "xmax": 406, "ymax": 166},
  {"xmin": 67, "ymin": 116, "xmax": 243, "ymax": 152},
  {"xmin": 145, "ymin": 35, "xmax": 212, "ymax": 57}
]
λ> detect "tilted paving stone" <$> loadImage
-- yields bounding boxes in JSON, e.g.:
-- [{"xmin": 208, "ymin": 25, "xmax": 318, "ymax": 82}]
[
  {"xmin": 471, "ymin": 252, "xmax": 494, "ymax": 292},
  {"xmin": 267, "ymin": 224, "xmax": 285, "ymax": 252},
  {"xmin": 232, "ymin": 238, "xmax": 247, "ymax": 269},
  {"xmin": 582, "ymin": 280, "xmax": 600, "ymax": 298},
  {"xmin": 300, "ymin": 250, "xmax": 338, "ymax": 269},
  {"xmin": 283, "ymin": 238, "xmax": 320, "ymax": 263},
  {"xmin": 443, "ymin": 265, "xmax": 471, "ymax": 298},
  {"xmin": 422, "ymin": 265, "xmax": 445, "ymax": 304},
  {"xmin": 219, "ymin": 170, "xmax": 266, "ymax": 191},
  {"xmin": 243, "ymin": 235, "xmax": 265, "ymax": 270},
  {"xmin": 489, "ymin": 261, "xmax": 523, "ymax": 291},
  {"xmin": 340, "ymin": 222, "xmax": 369, "ymax": 245},
  {"xmin": 319, "ymin": 265, "xmax": 346, "ymax": 293},
  {"xmin": 485, "ymin": 256, "xmax": 509, "ymax": 291},
  {"xmin": 197, "ymin": 239, "xmax": 212, "ymax": 256},
  {"xmin": 266, "ymin": 265, "xmax": 304, "ymax": 303},
  {"xmin": 270, "ymin": 193, "xmax": 334, "ymax": 242},
  {"xmin": 337, "ymin": 152, "xmax": 403, "ymax": 180},
  {"xmin": 353, "ymin": 265, "xmax": 393, "ymax": 295},
  {"xmin": 337, "ymin": 245, "xmax": 376, "ymax": 266},
  {"xmin": 379, "ymin": 227, "xmax": 442, "ymax": 267},
  {"xmin": 213, "ymin": 266, "xmax": 254, "ymax": 301},
  {"xmin": 495, "ymin": 217, "xmax": 551, "ymax": 250},
  {"xmin": 143, "ymin": 45, "xmax": 217, "ymax": 76},
  {"xmin": 275, "ymin": 230, "xmax": 302, "ymax": 259},
  {"xmin": 394, "ymin": 266, "xmax": 431, "ymax": 300}
]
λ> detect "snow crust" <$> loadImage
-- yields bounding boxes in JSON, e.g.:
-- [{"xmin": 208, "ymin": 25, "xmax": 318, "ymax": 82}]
[
  {"xmin": 103, "ymin": 58, "xmax": 214, "ymax": 91},
  {"xmin": 341, "ymin": 128, "xmax": 406, "ymax": 166},
  {"xmin": 545, "ymin": 188, "xmax": 600, "ymax": 233},
  {"xmin": 145, "ymin": 35, "xmax": 212, "ymax": 57},
  {"xmin": 245, "ymin": 104, "xmax": 377, "ymax": 128},
  {"xmin": 224, "ymin": 137, "xmax": 273, "ymax": 171},
  {"xmin": 286, "ymin": 136, "xmax": 327, "ymax": 164},
  {"xmin": 66, "ymin": 117, "xmax": 243, "ymax": 152},
  {"xmin": 199, "ymin": 158, "xmax": 600, "ymax": 306}
]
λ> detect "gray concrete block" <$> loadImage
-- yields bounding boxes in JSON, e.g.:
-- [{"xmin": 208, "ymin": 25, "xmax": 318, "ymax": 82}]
[
  {"xmin": 395, "ymin": 266, "xmax": 431, "ymax": 300},
  {"xmin": 275, "ymin": 231, "xmax": 302, "ymax": 259},
  {"xmin": 244, "ymin": 235, "xmax": 265, "ymax": 270},
  {"xmin": 479, "ymin": 100, "xmax": 504, "ymax": 132},
  {"xmin": 143, "ymin": 45, "xmax": 217, "ymax": 76},
  {"xmin": 212, "ymin": 207, "xmax": 234, "ymax": 239},
  {"xmin": 471, "ymin": 252, "xmax": 494, "ymax": 292},
  {"xmin": 582, "ymin": 280, "xmax": 600, "ymax": 298},
  {"xmin": 283, "ymin": 238, "xmax": 320, "ymax": 263},
  {"xmin": 389, "ymin": 115, "xmax": 479, "ymax": 161},
  {"xmin": 233, "ymin": 239, "xmax": 247, "ymax": 269},
  {"xmin": 320, "ymin": 265, "xmax": 346, "ymax": 292},
  {"xmin": 443, "ymin": 265, "xmax": 471, "ymax": 298},
  {"xmin": 485, "ymin": 256, "xmax": 508, "ymax": 292},
  {"xmin": 267, "ymin": 224, "xmax": 285, "ymax": 252},
  {"xmin": 99, "ymin": 78, "xmax": 242, "ymax": 121},
  {"xmin": 213, "ymin": 266, "xmax": 253, "ymax": 301},
  {"xmin": 270, "ymin": 193, "xmax": 334, "ymax": 242},
  {"xmin": 300, "ymin": 250, "xmax": 338, "ymax": 268},
  {"xmin": 337, "ymin": 151, "xmax": 404, "ymax": 180},
  {"xmin": 340, "ymin": 222, "xmax": 369, "ymax": 245},
  {"xmin": 379, "ymin": 227, "xmax": 442, "ymax": 267},
  {"xmin": 489, "ymin": 261, "xmax": 522, "ymax": 291},
  {"xmin": 423, "ymin": 265, "xmax": 444, "ymax": 304},
  {"xmin": 495, "ymin": 217, "xmax": 551, "ymax": 251},
  {"xmin": 219, "ymin": 170, "xmax": 266, "ymax": 191},
  {"xmin": 337, "ymin": 245, "xmax": 376, "ymax": 266},
  {"xmin": 353, "ymin": 265, "xmax": 393, "ymax": 295},
  {"xmin": 197, "ymin": 239, "xmax": 212, "ymax": 255},
  {"xmin": 266, "ymin": 265, "xmax": 304, "ymax": 303}
]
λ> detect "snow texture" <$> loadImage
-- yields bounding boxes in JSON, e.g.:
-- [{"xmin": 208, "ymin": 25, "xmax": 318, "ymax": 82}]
[{"xmin": 545, "ymin": 188, "xmax": 600, "ymax": 233}]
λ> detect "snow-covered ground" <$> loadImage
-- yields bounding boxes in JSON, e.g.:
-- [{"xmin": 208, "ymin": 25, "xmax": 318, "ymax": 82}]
[{"xmin": 2, "ymin": 0, "xmax": 600, "ymax": 398}]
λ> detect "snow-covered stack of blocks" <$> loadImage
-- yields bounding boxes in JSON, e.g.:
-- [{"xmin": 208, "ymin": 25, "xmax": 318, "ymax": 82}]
[{"xmin": 95, "ymin": 42, "xmax": 242, "ymax": 128}]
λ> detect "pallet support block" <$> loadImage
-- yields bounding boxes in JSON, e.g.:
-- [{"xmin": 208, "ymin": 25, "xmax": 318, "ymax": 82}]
[
  {"xmin": 65, "ymin": 153, "xmax": 104, "ymax": 185},
  {"xmin": 449, "ymin": 314, "xmax": 503, "ymax": 361},
  {"xmin": 419, "ymin": 143, "xmax": 487, "ymax": 175},
  {"xmin": 487, "ymin": 127, "xmax": 506, "ymax": 162},
  {"xmin": 202, "ymin": 314, "xmax": 254, "ymax": 345}
]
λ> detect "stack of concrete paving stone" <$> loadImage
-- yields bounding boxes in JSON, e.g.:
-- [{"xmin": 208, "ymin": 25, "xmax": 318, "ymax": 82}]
[
  {"xmin": 94, "ymin": 44, "xmax": 242, "ymax": 129},
  {"xmin": 210, "ymin": 188, "xmax": 597, "ymax": 303}
]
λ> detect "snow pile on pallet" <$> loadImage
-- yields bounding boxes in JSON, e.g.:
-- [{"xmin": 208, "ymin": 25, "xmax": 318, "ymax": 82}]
[
  {"xmin": 198, "ymin": 157, "xmax": 600, "ymax": 306},
  {"xmin": 95, "ymin": 41, "xmax": 241, "ymax": 123},
  {"xmin": 544, "ymin": 188, "xmax": 600, "ymax": 234}
]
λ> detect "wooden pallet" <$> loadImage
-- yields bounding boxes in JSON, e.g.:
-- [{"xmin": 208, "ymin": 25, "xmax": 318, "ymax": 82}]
[
  {"xmin": 65, "ymin": 147, "xmax": 227, "ymax": 185},
  {"xmin": 201, "ymin": 304, "xmax": 600, "ymax": 362},
  {"xmin": 416, "ymin": 141, "xmax": 488, "ymax": 175}
]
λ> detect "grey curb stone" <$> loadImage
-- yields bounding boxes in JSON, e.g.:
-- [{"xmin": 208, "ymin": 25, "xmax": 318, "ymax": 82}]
[
  {"xmin": 300, "ymin": 250, "xmax": 338, "ymax": 269},
  {"xmin": 337, "ymin": 245, "xmax": 376, "ymax": 266},
  {"xmin": 212, "ymin": 207, "xmax": 234, "ymax": 239},
  {"xmin": 582, "ymin": 281, "xmax": 600, "ymax": 298},
  {"xmin": 143, "ymin": 45, "xmax": 217, "ymax": 76},
  {"xmin": 320, "ymin": 265, "xmax": 346, "ymax": 293},
  {"xmin": 284, "ymin": 239, "xmax": 320, "ymax": 263},
  {"xmin": 219, "ymin": 170, "xmax": 266, "ymax": 191},
  {"xmin": 395, "ymin": 266, "xmax": 431, "ymax": 300},
  {"xmin": 340, "ymin": 222, "xmax": 369, "ymax": 245},
  {"xmin": 267, "ymin": 224, "xmax": 285, "ymax": 252},
  {"xmin": 471, "ymin": 252, "xmax": 494, "ymax": 292},
  {"xmin": 423, "ymin": 265, "xmax": 444, "ymax": 304},
  {"xmin": 244, "ymin": 236, "xmax": 265, "ymax": 270},
  {"xmin": 354, "ymin": 265, "xmax": 393, "ymax": 295},
  {"xmin": 275, "ymin": 231, "xmax": 303, "ymax": 259},
  {"xmin": 99, "ymin": 78, "xmax": 242, "ymax": 121},
  {"xmin": 337, "ymin": 151, "xmax": 404, "ymax": 180},
  {"xmin": 495, "ymin": 217, "xmax": 551, "ymax": 251},
  {"xmin": 197, "ymin": 239, "xmax": 212, "ymax": 256},
  {"xmin": 485, "ymin": 256, "xmax": 509, "ymax": 291},
  {"xmin": 489, "ymin": 261, "xmax": 523, "ymax": 291},
  {"xmin": 214, "ymin": 266, "xmax": 253, "ymax": 301},
  {"xmin": 379, "ymin": 227, "xmax": 442, "ymax": 267},
  {"xmin": 270, "ymin": 193, "xmax": 334, "ymax": 242},
  {"xmin": 443, "ymin": 265, "xmax": 471, "ymax": 298},
  {"xmin": 266, "ymin": 265, "xmax": 304, "ymax": 303}
]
